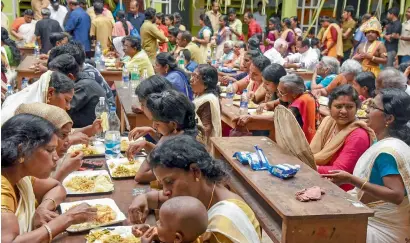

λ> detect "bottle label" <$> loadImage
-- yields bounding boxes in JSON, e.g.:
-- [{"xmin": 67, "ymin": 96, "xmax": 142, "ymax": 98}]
[
  {"xmin": 226, "ymin": 92, "xmax": 234, "ymax": 99},
  {"xmin": 240, "ymin": 101, "xmax": 248, "ymax": 108}
]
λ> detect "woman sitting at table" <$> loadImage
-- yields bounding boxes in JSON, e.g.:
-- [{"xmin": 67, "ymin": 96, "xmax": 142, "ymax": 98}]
[
  {"xmin": 224, "ymin": 41, "xmax": 244, "ymax": 69},
  {"xmin": 219, "ymin": 50, "xmax": 260, "ymax": 86},
  {"xmin": 306, "ymin": 56, "xmax": 340, "ymax": 91},
  {"xmin": 127, "ymin": 89, "xmax": 200, "ymax": 183},
  {"xmin": 235, "ymin": 74, "xmax": 319, "ymax": 142},
  {"xmin": 310, "ymin": 85, "xmax": 376, "ymax": 191},
  {"xmin": 191, "ymin": 64, "xmax": 222, "ymax": 149},
  {"xmin": 128, "ymin": 135, "xmax": 262, "ymax": 243},
  {"xmin": 323, "ymin": 89, "xmax": 410, "ymax": 242},
  {"xmin": 122, "ymin": 36, "xmax": 155, "ymax": 77},
  {"xmin": 193, "ymin": 14, "xmax": 213, "ymax": 61},
  {"xmin": 155, "ymin": 52, "xmax": 193, "ymax": 100},
  {"xmin": 1, "ymin": 114, "xmax": 97, "ymax": 242},
  {"xmin": 14, "ymin": 103, "xmax": 91, "ymax": 182}
]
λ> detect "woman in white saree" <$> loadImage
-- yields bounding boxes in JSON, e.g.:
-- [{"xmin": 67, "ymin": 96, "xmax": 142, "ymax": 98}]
[
  {"xmin": 323, "ymin": 88, "xmax": 410, "ymax": 243},
  {"xmin": 128, "ymin": 135, "xmax": 262, "ymax": 243}
]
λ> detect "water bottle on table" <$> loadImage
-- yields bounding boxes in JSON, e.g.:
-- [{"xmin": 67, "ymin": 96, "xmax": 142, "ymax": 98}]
[
  {"xmin": 34, "ymin": 44, "xmax": 40, "ymax": 59},
  {"xmin": 5, "ymin": 83, "xmax": 14, "ymax": 99},
  {"xmin": 122, "ymin": 64, "xmax": 130, "ymax": 88},
  {"xmin": 239, "ymin": 89, "xmax": 249, "ymax": 115},
  {"xmin": 95, "ymin": 97, "xmax": 109, "ymax": 139},
  {"xmin": 178, "ymin": 51, "xmax": 185, "ymax": 69},
  {"xmin": 21, "ymin": 78, "xmax": 28, "ymax": 90},
  {"xmin": 105, "ymin": 106, "xmax": 121, "ymax": 160},
  {"xmin": 130, "ymin": 64, "xmax": 140, "ymax": 90},
  {"xmin": 225, "ymin": 81, "xmax": 234, "ymax": 106}
]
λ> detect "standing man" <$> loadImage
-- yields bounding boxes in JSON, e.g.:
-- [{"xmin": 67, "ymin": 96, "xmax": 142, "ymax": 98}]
[
  {"xmin": 127, "ymin": 0, "xmax": 145, "ymax": 33},
  {"xmin": 320, "ymin": 16, "xmax": 343, "ymax": 61},
  {"xmin": 398, "ymin": 7, "xmax": 410, "ymax": 64},
  {"xmin": 48, "ymin": 0, "xmax": 68, "ymax": 31},
  {"xmin": 243, "ymin": 12, "xmax": 262, "ymax": 40},
  {"xmin": 1, "ymin": 1, "xmax": 9, "ymax": 31},
  {"xmin": 90, "ymin": 2, "xmax": 113, "ymax": 51},
  {"xmin": 385, "ymin": 7, "xmax": 402, "ymax": 67},
  {"xmin": 140, "ymin": 7, "xmax": 167, "ymax": 62},
  {"xmin": 341, "ymin": 5, "xmax": 356, "ymax": 61},
  {"xmin": 65, "ymin": 0, "xmax": 91, "ymax": 55},
  {"xmin": 206, "ymin": 0, "xmax": 221, "ymax": 34},
  {"xmin": 32, "ymin": 0, "xmax": 50, "ymax": 20},
  {"xmin": 34, "ymin": 8, "xmax": 62, "ymax": 54},
  {"xmin": 228, "ymin": 8, "xmax": 242, "ymax": 42},
  {"xmin": 87, "ymin": 0, "xmax": 115, "ymax": 23},
  {"xmin": 253, "ymin": 1, "xmax": 267, "ymax": 32}
]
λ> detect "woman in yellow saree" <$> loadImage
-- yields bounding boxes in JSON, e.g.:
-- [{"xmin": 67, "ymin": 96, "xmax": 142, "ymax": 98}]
[
  {"xmin": 1, "ymin": 114, "xmax": 97, "ymax": 242},
  {"xmin": 128, "ymin": 135, "xmax": 261, "ymax": 243},
  {"xmin": 323, "ymin": 89, "xmax": 410, "ymax": 242}
]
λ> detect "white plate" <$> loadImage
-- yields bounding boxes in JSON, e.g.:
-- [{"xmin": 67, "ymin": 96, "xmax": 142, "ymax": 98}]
[
  {"xmin": 107, "ymin": 157, "xmax": 145, "ymax": 179},
  {"xmin": 248, "ymin": 109, "xmax": 274, "ymax": 116},
  {"xmin": 67, "ymin": 142, "xmax": 105, "ymax": 157},
  {"xmin": 86, "ymin": 226, "xmax": 139, "ymax": 243},
  {"xmin": 60, "ymin": 198, "xmax": 126, "ymax": 232},
  {"xmin": 63, "ymin": 170, "xmax": 114, "ymax": 195},
  {"xmin": 220, "ymin": 93, "xmax": 241, "ymax": 100}
]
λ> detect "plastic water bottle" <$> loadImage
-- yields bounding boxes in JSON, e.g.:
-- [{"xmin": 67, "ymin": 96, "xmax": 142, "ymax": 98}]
[
  {"xmin": 122, "ymin": 64, "xmax": 130, "ymax": 88},
  {"xmin": 105, "ymin": 106, "xmax": 121, "ymax": 160},
  {"xmin": 130, "ymin": 64, "xmax": 140, "ymax": 90},
  {"xmin": 207, "ymin": 49, "xmax": 212, "ymax": 63},
  {"xmin": 141, "ymin": 68, "xmax": 148, "ymax": 82},
  {"xmin": 239, "ymin": 89, "xmax": 249, "ymax": 115},
  {"xmin": 21, "ymin": 78, "xmax": 28, "ymax": 90},
  {"xmin": 95, "ymin": 97, "xmax": 109, "ymax": 139},
  {"xmin": 178, "ymin": 51, "xmax": 185, "ymax": 69},
  {"xmin": 211, "ymin": 48, "xmax": 217, "ymax": 66},
  {"xmin": 5, "ymin": 83, "xmax": 13, "ymax": 99},
  {"xmin": 34, "ymin": 44, "xmax": 40, "ymax": 59},
  {"xmin": 99, "ymin": 55, "xmax": 106, "ymax": 71},
  {"xmin": 225, "ymin": 81, "xmax": 234, "ymax": 106},
  {"xmin": 95, "ymin": 41, "xmax": 102, "ymax": 69}
]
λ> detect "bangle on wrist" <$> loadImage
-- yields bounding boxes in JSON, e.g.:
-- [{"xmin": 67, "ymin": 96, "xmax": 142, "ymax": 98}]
[
  {"xmin": 42, "ymin": 198, "xmax": 57, "ymax": 211},
  {"xmin": 360, "ymin": 180, "xmax": 368, "ymax": 190},
  {"xmin": 43, "ymin": 224, "xmax": 53, "ymax": 243}
]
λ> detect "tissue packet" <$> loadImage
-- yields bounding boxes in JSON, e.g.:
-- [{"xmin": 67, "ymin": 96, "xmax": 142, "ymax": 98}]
[
  {"xmin": 269, "ymin": 163, "xmax": 301, "ymax": 179},
  {"xmin": 233, "ymin": 152, "xmax": 252, "ymax": 165},
  {"xmin": 250, "ymin": 146, "xmax": 271, "ymax": 171}
]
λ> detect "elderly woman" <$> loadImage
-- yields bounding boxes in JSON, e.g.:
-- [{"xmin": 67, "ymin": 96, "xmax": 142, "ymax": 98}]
[
  {"xmin": 122, "ymin": 36, "xmax": 155, "ymax": 77},
  {"xmin": 191, "ymin": 65, "xmax": 222, "ymax": 149},
  {"xmin": 219, "ymin": 41, "xmax": 235, "ymax": 68},
  {"xmin": 128, "ymin": 135, "xmax": 262, "ymax": 242},
  {"xmin": 155, "ymin": 52, "xmax": 193, "ymax": 100},
  {"xmin": 225, "ymin": 41, "xmax": 245, "ymax": 69},
  {"xmin": 312, "ymin": 59, "xmax": 362, "ymax": 97},
  {"xmin": 10, "ymin": 10, "xmax": 37, "ymax": 47},
  {"xmin": 1, "ymin": 114, "xmax": 96, "ymax": 241},
  {"xmin": 375, "ymin": 68, "xmax": 410, "ymax": 95},
  {"xmin": 307, "ymin": 56, "xmax": 340, "ymax": 90},
  {"xmin": 323, "ymin": 89, "xmax": 410, "ymax": 242},
  {"xmin": 310, "ymin": 85, "xmax": 376, "ymax": 191},
  {"xmin": 235, "ymin": 74, "xmax": 319, "ymax": 142},
  {"xmin": 127, "ymin": 90, "xmax": 199, "ymax": 183}
]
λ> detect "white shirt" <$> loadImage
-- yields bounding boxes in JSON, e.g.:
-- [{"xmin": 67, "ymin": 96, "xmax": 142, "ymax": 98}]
[
  {"xmin": 286, "ymin": 48, "xmax": 319, "ymax": 71},
  {"xmin": 264, "ymin": 48, "xmax": 285, "ymax": 65},
  {"xmin": 48, "ymin": 4, "xmax": 68, "ymax": 30},
  {"xmin": 253, "ymin": 12, "xmax": 267, "ymax": 31}
]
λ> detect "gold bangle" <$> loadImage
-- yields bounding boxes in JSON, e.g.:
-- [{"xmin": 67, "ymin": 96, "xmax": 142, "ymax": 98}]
[
  {"xmin": 43, "ymin": 224, "xmax": 53, "ymax": 243},
  {"xmin": 360, "ymin": 181, "xmax": 368, "ymax": 190},
  {"xmin": 43, "ymin": 198, "xmax": 57, "ymax": 211}
]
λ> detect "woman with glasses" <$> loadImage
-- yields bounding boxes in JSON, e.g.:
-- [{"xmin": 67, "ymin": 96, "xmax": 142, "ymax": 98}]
[
  {"xmin": 307, "ymin": 56, "xmax": 340, "ymax": 91},
  {"xmin": 224, "ymin": 41, "xmax": 244, "ymax": 69},
  {"xmin": 190, "ymin": 64, "xmax": 222, "ymax": 150},
  {"xmin": 323, "ymin": 88, "xmax": 410, "ymax": 242},
  {"xmin": 122, "ymin": 36, "xmax": 155, "ymax": 77},
  {"xmin": 310, "ymin": 85, "xmax": 376, "ymax": 191}
]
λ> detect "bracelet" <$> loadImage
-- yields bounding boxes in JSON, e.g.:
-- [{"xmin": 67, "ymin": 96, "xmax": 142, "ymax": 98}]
[
  {"xmin": 360, "ymin": 181, "xmax": 368, "ymax": 190},
  {"xmin": 43, "ymin": 198, "xmax": 57, "ymax": 211},
  {"xmin": 43, "ymin": 224, "xmax": 53, "ymax": 243}
]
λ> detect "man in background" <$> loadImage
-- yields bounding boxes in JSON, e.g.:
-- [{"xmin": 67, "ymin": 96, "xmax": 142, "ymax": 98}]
[
  {"xmin": 341, "ymin": 5, "xmax": 356, "ymax": 62},
  {"xmin": 48, "ymin": 0, "xmax": 68, "ymax": 30},
  {"xmin": 127, "ymin": 0, "xmax": 145, "ymax": 33},
  {"xmin": 253, "ymin": 1, "xmax": 267, "ymax": 32},
  {"xmin": 243, "ymin": 12, "xmax": 262, "ymax": 40},
  {"xmin": 90, "ymin": 1, "xmax": 113, "ymax": 51},
  {"xmin": 398, "ymin": 7, "xmax": 410, "ymax": 64},
  {"xmin": 206, "ymin": 0, "xmax": 221, "ymax": 34},
  {"xmin": 140, "ymin": 7, "xmax": 167, "ymax": 62},
  {"xmin": 35, "ymin": 8, "xmax": 62, "ymax": 54},
  {"xmin": 385, "ymin": 7, "xmax": 402, "ymax": 67},
  {"xmin": 65, "ymin": 0, "xmax": 91, "ymax": 55}
]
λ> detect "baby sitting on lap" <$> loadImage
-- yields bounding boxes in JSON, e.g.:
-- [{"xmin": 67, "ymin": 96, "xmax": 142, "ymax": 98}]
[{"xmin": 133, "ymin": 196, "xmax": 208, "ymax": 243}]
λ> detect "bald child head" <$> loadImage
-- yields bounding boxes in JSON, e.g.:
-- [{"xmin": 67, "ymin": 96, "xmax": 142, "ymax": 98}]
[{"xmin": 157, "ymin": 196, "xmax": 208, "ymax": 243}]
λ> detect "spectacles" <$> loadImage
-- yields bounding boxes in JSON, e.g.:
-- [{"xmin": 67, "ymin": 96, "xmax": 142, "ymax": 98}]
[
  {"xmin": 277, "ymin": 89, "xmax": 288, "ymax": 96},
  {"xmin": 368, "ymin": 99, "xmax": 385, "ymax": 113}
]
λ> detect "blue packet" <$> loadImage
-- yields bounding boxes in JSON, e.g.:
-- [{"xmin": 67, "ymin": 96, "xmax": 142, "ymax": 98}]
[
  {"xmin": 269, "ymin": 163, "xmax": 301, "ymax": 179},
  {"xmin": 233, "ymin": 152, "xmax": 252, "ymax": 165},
  {"xmin": 250, "ymin": 146, "xmax": 271, "ymax": 171}
]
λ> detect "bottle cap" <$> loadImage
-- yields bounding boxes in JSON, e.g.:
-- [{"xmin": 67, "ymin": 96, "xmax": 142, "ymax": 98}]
[
  {"xmin": 99, "ymin": 97, "xmax": 105, "ymax": 101},
  {"xmin": 110, "ymin": 106, "xmax": 116, "ymax": 111}
]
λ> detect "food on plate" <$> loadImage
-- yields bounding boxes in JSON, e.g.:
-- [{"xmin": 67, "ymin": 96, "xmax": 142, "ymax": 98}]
[
  {"xmin": 112, "ymin": 164, "xmax": 136, "ymax": 177},
  {"xmin": 108, "ymin": 158, "xmax": 143, "ymax": 178},
  {"xmin": 86, "ymin": 228, "xmax": 140, "ymax": 243},
  {"xmin": 68, "ymin": 204, "xmax": 117, "ymax": 231},
  {"xmin": 64, "ymin": 175, "xmax": 114, "ymax": 193},
  {"xmin": 69, "ymin": 144, "xmax": 100, "ymax": 156}
]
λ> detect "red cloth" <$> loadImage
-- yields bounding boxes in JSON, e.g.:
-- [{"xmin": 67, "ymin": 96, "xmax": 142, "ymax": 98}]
[
  {"xmin": 290, "ymin": 93, "xmax": 318, "ymax": 143},
  {"xmin": 330, "ymin": 26, "xmax": 338, "ymax": 42},
  {"xmin": 247, "ymin": 19, "xmax": 262, "ymax": 39},
  {"xmin": 317, "ymin": 128, "xmax": 371, "ymax": 191},
  {"xmin": 157, "ymin": 24, "xmax": 169, "ymax": 52}
]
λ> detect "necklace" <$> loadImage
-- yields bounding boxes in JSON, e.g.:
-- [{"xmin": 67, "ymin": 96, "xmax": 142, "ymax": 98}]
[{"xmin": 207, "ymin": 183, "xmax": 216, "ymax": 210}]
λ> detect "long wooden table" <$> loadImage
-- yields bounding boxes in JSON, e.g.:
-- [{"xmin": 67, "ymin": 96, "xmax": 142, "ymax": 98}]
[
  {"xmin": 115, "ymin": 81, "xmax": 151, "ymax": 133},
  {"xmin": 18, "ymin": 46, "xmax": 35, "ymax": 58},
  {"xmin": 211, "ymin": 137, "xmax": 374, "ymax": 243},
  {"xmin": 220, "ymin": 98, "xmax": 276, "ymax": 141},
  {"xmin": 53, "ymin": 159, "xmax": 152, "ymax": 243}
]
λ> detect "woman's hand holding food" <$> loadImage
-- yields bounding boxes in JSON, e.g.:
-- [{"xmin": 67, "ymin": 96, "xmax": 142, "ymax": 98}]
[
  {"xmin": 131, "ymin": 224, "xmax": 151, "ymax": 237},
  {"xmin": 32, "ymin": 206, "xmax": 59, "ymax": 229},
  {"xmin": 128, "ymin": 194, "xmax": 149, "ymax": 224},
  {"xmin": 128, "ymin": 127, "xmax": 155, "ymax": 141},
  {"xmin": 127, "ymin": 140, "xmax": 148, "ymax": 160},
  {"xmin": 140, "ymin": 227, "xmax": 158, "ymax": 243},
  {"xmin": 69, "ymin": 132, "xmax": 90, "ymax": 145},
  {"xmin": 63, "ymin": 203, "xmax": 98, "ymax": 225}
]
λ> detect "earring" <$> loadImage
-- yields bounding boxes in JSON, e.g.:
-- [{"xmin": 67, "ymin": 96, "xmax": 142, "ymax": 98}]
[
  {"xmin": 195, "ymin": 178, "xmax": 199, "ymax": 182},
  {"xmin": 385, "ymin": 124, "xmax": 389, "ymax": 128},
  {"xmin": 19, "ymin": 158, "xmax": 24, "ymax": 164}
]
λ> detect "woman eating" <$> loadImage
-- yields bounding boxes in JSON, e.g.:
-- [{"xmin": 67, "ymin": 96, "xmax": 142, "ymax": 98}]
[
  {"xmin": 128, "ymin": 135, "xmax": 262, "ymax": 243},
  {"xmin": 265, "ymin": 17, "xmax": 281, "ymax": 51},
  {"xmin": 14, "ymin": 103, "xmax": 86, "ymax": 182},
  {"xmin": 193, "ymin": 14, "xmax": 213, "ymax": 61},
  {"xmin": 122, "ymin": 36, "xmax": 155, "ymax": 77},
  {"xmin": 310, "ymin": 85, "xmax": 376, "ymax": 191},
  {"xmin": 1, "ymin": 114, "xmax": 97, "ymax": 242},
  {"xmin": 280, "ymin": 18, "xmax": 296, "ymax": 53},
  {"xmin": 323, "ymin": 88, "xmax": 410, "ymax": 242},
  {"xmin": 214, "ymin": 15, "xmax": 231, "ymax": 60},
  {"xmin": 155, "ymin": 52, "xmax": 193, "ymax": 100},
  {"xmin": 191, "ymin": 64, "xmax": 222, "ymax": 149},
  {"xmin": 128, "ymin": 90, "xmax": 199, "ymax": 183}
]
